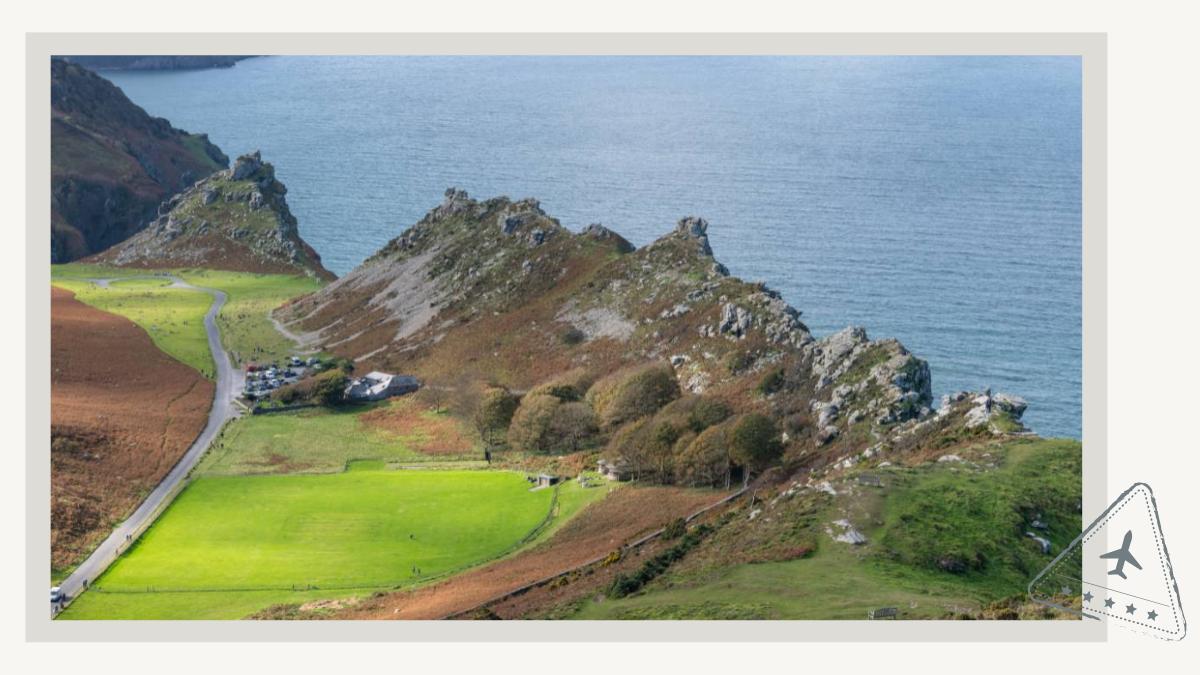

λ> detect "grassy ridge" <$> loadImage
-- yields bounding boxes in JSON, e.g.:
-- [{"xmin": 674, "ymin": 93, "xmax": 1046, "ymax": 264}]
[
  {"xmin": 53, "ymin": 264, "xmax": 324, "ymax": 373},
  {"xmin": 51, "ymin": 271, "xmax": 216, "ymax": 377},
  {"xmin": 570, "ymin": 438, "xmax": 1082, "ymax": 619}
]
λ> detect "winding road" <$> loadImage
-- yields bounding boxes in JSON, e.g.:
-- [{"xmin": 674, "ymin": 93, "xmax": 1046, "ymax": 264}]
[{"xmin": 53, "ymin": 276, "xmax": 243, "ymax": 616}]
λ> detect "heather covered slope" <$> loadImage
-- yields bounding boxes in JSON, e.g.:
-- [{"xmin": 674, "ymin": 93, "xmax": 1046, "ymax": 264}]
[
  {"xmin": 93, "ymin": 151, "xmax": 335, "ymax": 281},
  {"xmin": 51, "ymin": 58, "xmax": 227, "ymax": 262},
  {"xmin": 278, "ymin": 189, "xmax": 942, "ymax": 461}
]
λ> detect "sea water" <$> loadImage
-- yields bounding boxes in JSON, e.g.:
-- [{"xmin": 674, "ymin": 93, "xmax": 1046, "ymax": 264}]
[{"xmin": 105, "ymin": 56, "xmax": 1082, "ymax": 438}]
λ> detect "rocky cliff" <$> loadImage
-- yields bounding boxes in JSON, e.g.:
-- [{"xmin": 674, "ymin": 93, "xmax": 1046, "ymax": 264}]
[
  {"xmin": 278, "ymin": 189, "xmax": 1027, "ymax": 468},
  {"xmin": 51, "ymin": 58, "xmax": 229, "ymax": 262},
  {"xmin": 92, "ymin": 151, "xmax": 335, "ymax": 280}
]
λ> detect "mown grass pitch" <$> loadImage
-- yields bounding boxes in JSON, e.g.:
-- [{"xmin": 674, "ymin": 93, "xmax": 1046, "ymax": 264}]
[{"xmin": 62, "ymin": 469, "xmax": 554, "ymax": 619}]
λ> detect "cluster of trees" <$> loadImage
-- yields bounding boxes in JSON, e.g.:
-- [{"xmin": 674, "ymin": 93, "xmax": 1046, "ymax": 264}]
[
  {"xmin": 464, "ymin": 360, "xmax": 785, "ymax": 488},
  {"xmin": 272, "ymin": 358, "xmax": 354, "ymax": 407}
]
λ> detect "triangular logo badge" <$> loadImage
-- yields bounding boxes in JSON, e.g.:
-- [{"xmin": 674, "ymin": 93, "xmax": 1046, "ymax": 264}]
[{"xmin": 1030, "ymin": 483, "xmax": 1186, "ymax": 640}]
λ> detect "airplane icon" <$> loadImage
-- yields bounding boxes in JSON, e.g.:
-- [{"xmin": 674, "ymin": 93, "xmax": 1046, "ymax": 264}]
[{"xmin": 1100, "ymin": 529, "xmax": 1142, "ymax": 580}]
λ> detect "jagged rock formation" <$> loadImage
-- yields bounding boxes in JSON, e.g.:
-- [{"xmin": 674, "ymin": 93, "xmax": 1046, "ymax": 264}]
[
  {"xmin": 51, "ymin": 58, "xmax": 228, "ymax": 262},
  {"xmin": 92, "ymin": 151, "xmax": 334, "ymax": 280},
  {"xmin": 277, "ymin": 189, "xmax": 995, "ymax": 457}
]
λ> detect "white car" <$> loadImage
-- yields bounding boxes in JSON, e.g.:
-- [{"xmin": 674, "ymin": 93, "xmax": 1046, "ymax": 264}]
[{"xmin": 51, "ymin": 586, "xmax": 65, "ymax": 604}]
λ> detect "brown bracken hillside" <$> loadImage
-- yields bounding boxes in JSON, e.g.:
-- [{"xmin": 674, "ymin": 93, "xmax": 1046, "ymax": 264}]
[{"xmin": 50, "ymin": 286, "xmax": 214, "ymax": 572}]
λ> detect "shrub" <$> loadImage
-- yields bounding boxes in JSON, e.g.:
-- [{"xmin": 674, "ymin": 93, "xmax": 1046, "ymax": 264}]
[
  {"xmin": 474, "ymin": 387, "xmax": 519, "ymax": 445},
  {"xmin": 662, "ymin": 518, "xmax": 687, "ymax": 540},
  {"xmin": 272, "ymin": 368, "xmax": 346, "ymax": 407},
  {"xmin": 675, "ymin": 423, "xmax": 732, "ymax": 487},
  {"xmin": 527, "ymin": 368, "xmax": 595, "ymax": 403},
  {"xmin": 687, "ymin": 397, "xmax": 732, "ymax": 432},
  {"xmin": 607, "ymin": 524, "xmax": 713, "ymax": 598},
  {"xmin": 561, "ymin": 327, "xmax": 586, "ymax": 345},
  {"xmin": 586, "ymin": 362, "xmax": 680, "ymax": 428},
  {"xmin": 507, "ymin": 394, "xmax": 598, "ymax": 454},
  {"xmin": 724, "ymin": 349, "xmax": 754, "ymax": 374},
  {"xmin": 552, "ymin": 402, "xmax": 600, "ymax": 453},
  {"xmin": 312, "ymin": 369, "xmax": 349, "ymax": 406},
  {"xmin": 729, "ymin": 413, "xmax": 784, "ymax": 475},
  {"xmin": 757, "ymin": 368, "xmax": 786, "ymax": 396}
]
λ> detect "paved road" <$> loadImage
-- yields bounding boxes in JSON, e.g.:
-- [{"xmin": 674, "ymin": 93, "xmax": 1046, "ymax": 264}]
[{"xmin": 53, "ymin": 276, "xmax": 243, "ymax": 616}]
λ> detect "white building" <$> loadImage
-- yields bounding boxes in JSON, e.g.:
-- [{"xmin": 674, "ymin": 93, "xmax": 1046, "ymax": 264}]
[{"xmin": 344, "ymin": 371, "xmax": 421, "ymax": 401}]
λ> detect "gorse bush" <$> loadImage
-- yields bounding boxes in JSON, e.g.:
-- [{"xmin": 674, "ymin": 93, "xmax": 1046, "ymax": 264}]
[
  {"xmin": 757, "ymin": 368, "xmax": 786, "ymax": 396},
  {"xmin": 662, "ymin": 517, "xmax": 687, "ymax": 540},
  {"xmin": 608, "ymin": 524, "xmax": 713, "ymax": 598}
]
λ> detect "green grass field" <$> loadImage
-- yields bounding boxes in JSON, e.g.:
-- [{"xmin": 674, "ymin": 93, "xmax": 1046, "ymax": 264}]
[
  {"xmin": 52, "ymin": 264, "xmax": 324, "ymax": 372},
  {"xmin": 51, "ymin": 272, "xmax": 216, "ymax": 377},
  {"xmin": 61, "ymin": 469, "xmax": 555, "ymax": 619},
  {"xmin": 174, "ymin": 269, "xmax": 322, "ymax": 366},
  {"xmin": 568, "ymin": 438, "xmax": 1082, "ymax": 620},
  {"xmin": 198, "ymin": 401, "xmax": 482, "ymax": 476}
]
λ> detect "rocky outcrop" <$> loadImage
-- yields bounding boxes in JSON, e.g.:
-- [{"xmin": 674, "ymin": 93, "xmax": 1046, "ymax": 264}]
[
  {"xmin": 92, "ymin": 151, "xmax": 333, "ymax": 280},
  {"xmin": 51, "ymin": 58, "xmax": 228, "ymax": 262},
  {"xmin": 276, "ymin": 189, "xmax": 1030, "ymax": 471},
  {"xmin": 799, "ymin": 327, "xmax": 933, "ymax": 439}
]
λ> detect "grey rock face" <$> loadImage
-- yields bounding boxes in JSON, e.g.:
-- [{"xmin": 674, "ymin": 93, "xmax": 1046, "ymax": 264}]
[
  {"xmin": 816, "ymin": 425, "xmax": 840, "ymax": 445},
  {"xmin": 231, "ymin": 150, "xmax": 263, "ymax": 181},
  {"xmin": 817, "ymin": 403, "xmax": 840, "ymax": 428},
  {"xmin": 676, "ymin": 216, "xmax": 713, "ymax": 256},
  {"xmin": 717, "ymin": 303, "xmax": 752, "ymax": 339},
  {"xmin": 803, "ymin": 327, "xmax": 932, "ymax": 428},
  {"xmin": 581, "ymin": 223, "xmax": 635, "ymax": 253},
  {"xmin": 961, "ymin": 389, "xmax": 1029, "ymax": 431},
  {"xmin": 496, "ymin": 201, "xmax": 543, "ymax": 236}
]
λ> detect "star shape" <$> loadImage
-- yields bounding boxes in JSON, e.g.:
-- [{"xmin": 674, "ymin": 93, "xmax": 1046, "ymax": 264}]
[
  {"xmin": 1126, "ymin": 603, "xmax": 1137, "ymax": 615},
  {"xmin": 1083, "ymin": 591, "xmax": 1094, "ymax": 603},
  {"xmin": 1147, "ymin": 610, "xmax": 1158, "ymax": 621},
  {"xmin": 1104, "ymin": 597, "xmax": 1115, "ymax": 608}
]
